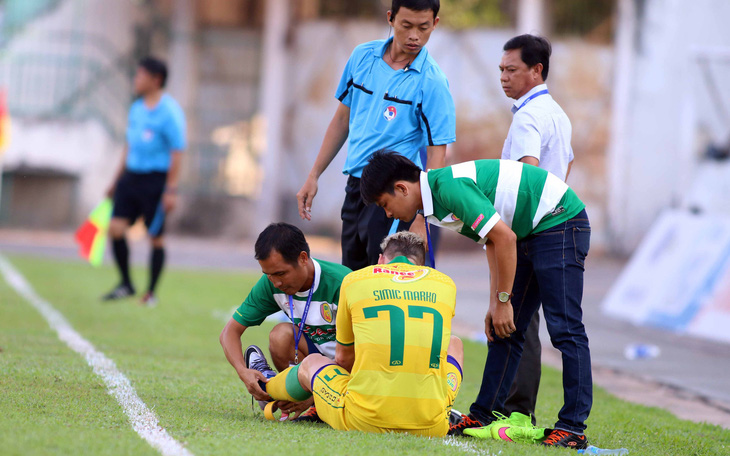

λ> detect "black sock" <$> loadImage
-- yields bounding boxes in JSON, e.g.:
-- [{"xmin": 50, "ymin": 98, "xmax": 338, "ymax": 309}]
[
  {"xmin": 148, "ymin": 247, "xmax": 165, "ymax": 294},
  {"xmin": 112, "ymin": 238, "xmax": 132, "ymax": 287}
]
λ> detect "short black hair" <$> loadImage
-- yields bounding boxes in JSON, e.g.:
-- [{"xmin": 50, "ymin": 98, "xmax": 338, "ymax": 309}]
[
  {"xmin": 254, "ymin": 223, "xmax": 310, "ymax": 265},
  {"xmin": 391, "ymin": 0, "xmax": 439, "ymax": 20},
  {"xmin": 138, "ymin": 56, "xmax": 168, "ymax": 88},
  {"xmin": 503, "ymin": 34, "xmax": 552, "ymax": 81},
  {"xmin": 360, "ymin": 150, "xmax": 421, "ymax": 205}
]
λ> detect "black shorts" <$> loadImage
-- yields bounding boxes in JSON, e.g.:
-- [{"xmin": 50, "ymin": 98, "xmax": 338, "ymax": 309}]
[
  {"xmin": 112, "ymin": 171, "xmax": 167, "ymax": 236},
  {"xmin": 340, "ymin": 175, "xmax": 412, "ymax": 270}
]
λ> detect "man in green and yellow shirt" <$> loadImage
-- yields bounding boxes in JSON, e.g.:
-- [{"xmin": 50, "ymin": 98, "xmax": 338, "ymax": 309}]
[{"xmin": 219, "ymin": 223, "xmax": 351, "ymax": 420}]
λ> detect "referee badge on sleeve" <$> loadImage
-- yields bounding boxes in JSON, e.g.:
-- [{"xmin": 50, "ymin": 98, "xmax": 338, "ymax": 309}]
[{"xmin": 383, "ymin": 106, "xmax": 397, "ymax": 121}]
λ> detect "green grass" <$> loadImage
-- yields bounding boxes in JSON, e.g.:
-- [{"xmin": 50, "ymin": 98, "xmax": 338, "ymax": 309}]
[{"xmin": 1, "ymin": 254, "xmax": 729, "ymax": 456}]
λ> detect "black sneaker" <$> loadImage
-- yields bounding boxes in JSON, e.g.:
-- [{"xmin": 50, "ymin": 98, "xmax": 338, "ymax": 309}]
[
  {"xmin": 244, "ymin": 345, "xmax": 277, "ymax": 410},
  {"xmin": 101, "ymin": 283, "xmax": 135, "ymax": 301},
  {"xmin": 448, "ymin": 413, "xmax": 485, "ymax": 436},
  {"xmin": 293, "ymin": 405, "xmax": 323, "ymax": 423},
  {"xmin": 449, "ymin": 409, "xmax": 464, "ymax": 426},
  {"xmin": 541, "ymin": 428, "xmax": 589, "ymax": 449}
]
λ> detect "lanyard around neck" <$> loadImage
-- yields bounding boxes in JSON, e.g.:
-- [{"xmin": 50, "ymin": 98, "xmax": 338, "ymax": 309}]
[
  {"xmin": 288, "ymin": 270, "xmax": 316, "ymax": 365},
  {"xmin": 425, "ymin": 216, "xmax": 435, "ymax": 268},
  {"xmin": 514, "ymin": 89, "xmax": 549, "ymax": 112}
]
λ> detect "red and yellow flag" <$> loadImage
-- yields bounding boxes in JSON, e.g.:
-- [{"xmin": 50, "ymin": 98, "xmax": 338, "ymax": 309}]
[
  {"xmin": 74, "ymin": 199, "xmax": 113, "ymax": 266},
  {"xmin": 0, "ymin": 88, "xmax": 9, "ymax": 154}
]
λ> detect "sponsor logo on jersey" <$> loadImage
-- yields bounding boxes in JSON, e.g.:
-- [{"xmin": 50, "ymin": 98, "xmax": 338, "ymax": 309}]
[
  {"xmin": 471, "ymin": 214, "xmax": 485, "ymax": 230},
  {"xmin": 447, "ymin": 372, "xmax": 459, "ymax": 392},
  {"xmin": 550, "ymin": 206, "xmax": 566, "ymax": 216},
  {"xmin": 320, "ymin": 302, "xmax": 333, "ymax": 323},
  {"xmin": 383, "ymin": 105, "xmax": 397, "ymax": 121},
  {"xmin": 372, "ymin": 266, "xmax": 430, "ymax": 283}
]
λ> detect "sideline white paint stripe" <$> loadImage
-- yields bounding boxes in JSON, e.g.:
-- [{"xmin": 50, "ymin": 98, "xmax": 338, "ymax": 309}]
[
  {"xmin": 0, "ymin": 255, "xmax": 193, "ymax": 456},
  {"xmin": 442, "ymin": 438, "xmax": 497, "ymax": 455}
]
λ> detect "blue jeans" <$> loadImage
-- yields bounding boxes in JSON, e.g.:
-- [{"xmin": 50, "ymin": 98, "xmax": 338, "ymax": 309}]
[{"xmin": 469, "ymin": 209, "xmax": 592, "ymax": 434}]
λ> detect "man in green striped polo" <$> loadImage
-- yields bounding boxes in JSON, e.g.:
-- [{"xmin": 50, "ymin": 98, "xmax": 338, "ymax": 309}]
[
  {"xmin": 219, "ymin": 223, "xmax": 351, "ymax": 422},
  {"xmin": 360, "ymin": 151, "xmax": 592, "ymax": 448}
]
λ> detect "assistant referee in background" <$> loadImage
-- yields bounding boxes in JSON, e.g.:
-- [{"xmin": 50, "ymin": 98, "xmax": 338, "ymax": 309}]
[{"xmin": 103, "ymin": 57, "xmax": 186, "ymax": 306}]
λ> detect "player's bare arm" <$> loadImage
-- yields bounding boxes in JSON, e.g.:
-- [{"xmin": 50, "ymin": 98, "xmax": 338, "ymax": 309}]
[
  {"xmin": 297, "ymin": 102, "xmax": 351, "ymax": 220},
  {"xmin": 219, "ymin": 318, "xmax": 271, "ymax": 401},
  {"xmin": 484, "ymin": 220, "xmax": 517, "ymax": 340}
]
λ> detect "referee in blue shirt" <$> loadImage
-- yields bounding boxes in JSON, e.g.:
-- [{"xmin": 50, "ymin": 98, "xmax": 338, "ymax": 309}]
[
  {"xmin": 103, "ymin": 57, "xmax": 186, "ymax": 306},
  {"xmin": 296, "ymin": 0, "xmax": 455, "ymax": 270}
]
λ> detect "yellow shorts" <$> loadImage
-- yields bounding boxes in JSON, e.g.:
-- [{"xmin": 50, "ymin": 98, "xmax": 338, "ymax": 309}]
[{"xmin": 311, "ymin": 357, "xmax": 463, "ymax": 437}]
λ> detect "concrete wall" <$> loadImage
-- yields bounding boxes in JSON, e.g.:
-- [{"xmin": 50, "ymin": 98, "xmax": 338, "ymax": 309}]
[
  {"xmin": 608, "ymin": 0, "xmax": 730, "ymax": 253},
  {"xmin": 2, "ymin": 118, "xmax": 120, "ymax": 220},
  {"xmin": 0, "ymin": 0, "xmax": 142, "ymax": 225}
]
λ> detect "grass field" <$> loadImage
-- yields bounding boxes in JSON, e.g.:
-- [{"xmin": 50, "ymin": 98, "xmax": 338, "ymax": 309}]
[{"xmin": 1, "ymin": 254, "xmax": 729, "ymax": 456}]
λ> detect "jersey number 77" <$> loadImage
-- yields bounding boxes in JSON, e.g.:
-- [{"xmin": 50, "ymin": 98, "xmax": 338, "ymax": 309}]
[{"xmin": 363, "ymin": 304, "xmax": 443, "ymax": 369}]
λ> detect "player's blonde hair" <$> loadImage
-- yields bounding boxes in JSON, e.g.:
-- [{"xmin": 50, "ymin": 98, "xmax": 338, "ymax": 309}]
[{"xmin": 380, "ymin": 231, "xmax": 426, "ymax": 266}]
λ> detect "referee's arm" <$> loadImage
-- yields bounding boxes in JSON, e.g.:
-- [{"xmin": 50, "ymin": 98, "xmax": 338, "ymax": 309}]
[
  {"xmin": 162, "ymin": 151, "xmax": 183, "ymax": 213},
  {"xmin": 297, "ymin": 102, "xmax": 351, "ymax": 220}
]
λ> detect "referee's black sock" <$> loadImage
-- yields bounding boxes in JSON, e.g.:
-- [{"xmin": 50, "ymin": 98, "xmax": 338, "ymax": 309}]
[
  {"xmin": 112, "ymin": 238, "xmax": 132, "ymax": 288},
  {"xmin": 148, "ymin": 247, "xmax": 165, "ymax": 294}
]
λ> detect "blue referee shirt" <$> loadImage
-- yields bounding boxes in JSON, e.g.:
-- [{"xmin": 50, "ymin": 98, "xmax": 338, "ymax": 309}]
[
  {"xmin": 125, "ymin": 94, "xmax": 186, "ymax": 173},
  {"xmin": 336, "ymin": 38, "xmax": 456, "ymax": 177}
]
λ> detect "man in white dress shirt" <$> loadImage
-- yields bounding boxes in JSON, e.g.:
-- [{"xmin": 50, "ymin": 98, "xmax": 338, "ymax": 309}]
[{"xmin": 498, "ymin": 34, "xmax": 575, "ymax": 426}]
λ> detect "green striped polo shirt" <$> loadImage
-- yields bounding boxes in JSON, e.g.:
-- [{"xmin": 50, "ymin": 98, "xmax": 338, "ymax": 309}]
[{"xmin": 421, "ymin": 160, "xmax": 585, "ymax": 242}]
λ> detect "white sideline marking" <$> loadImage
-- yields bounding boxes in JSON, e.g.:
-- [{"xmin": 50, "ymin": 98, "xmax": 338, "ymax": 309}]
[
  {"xmin": 0, "ymin": 255, "xmax": 194, "ymax": 456},
  {"xmin": 442, "ymin": 438, "xmax": 499, "ymax": 455}
]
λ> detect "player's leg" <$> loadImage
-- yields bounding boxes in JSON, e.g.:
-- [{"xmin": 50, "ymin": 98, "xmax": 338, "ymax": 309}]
[
  {"xmin": 263, "ymin": 354, "xmax": 349, "ymax": 430},
  {"xmin": 341, "ymin": 177, "xmax": 368, "ymax": 270},
  {"xmin": 141, "ymin": 172, "xmax": 167, "ymax": 306},
  {"xmin": 445, "ymin": 335, "xmax": 465, "ymax": 418},
  {"xmin": 103, "ymin": 172, "xmax": 138, "ymax": 300},
  {"xmin": 530, "ymin": 211, "xmax": 592, "ymax": 448},
  {"xmin": 268, "ymin": 322, "xmax": 315, "ymax": 371},
  {"xmin": 504, "ymin": 310, "xmax": 541, "ymax": 425}
]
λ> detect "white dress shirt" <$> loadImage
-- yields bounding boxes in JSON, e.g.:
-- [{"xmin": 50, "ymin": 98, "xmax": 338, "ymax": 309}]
[{"xmin": 501, "ymin": 84, "xmax": 573, "ymax": 181}]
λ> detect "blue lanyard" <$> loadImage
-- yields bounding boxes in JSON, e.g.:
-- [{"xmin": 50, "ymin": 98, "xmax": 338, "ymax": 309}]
[
  {"xmin": 288, "ymin": 270, "xmax": 315, "ymax": 365},
  {"xmin": 425, "ymin": 216, "xmax": 435, "ymax": 269},
  {"xmin": 514, "ymin": 89, "xmax": 549, "ymax": 112}
]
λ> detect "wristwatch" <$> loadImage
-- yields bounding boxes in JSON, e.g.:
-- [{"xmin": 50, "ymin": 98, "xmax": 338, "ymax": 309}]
[{"xmin": 497, "ymin": 291, "xmax": 513, "ymax": 303}]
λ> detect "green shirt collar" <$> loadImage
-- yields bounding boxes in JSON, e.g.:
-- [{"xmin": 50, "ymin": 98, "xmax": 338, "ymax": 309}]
[{"xmin": 387, "ymin": 255, "xmax": 415, "ymax": 265}]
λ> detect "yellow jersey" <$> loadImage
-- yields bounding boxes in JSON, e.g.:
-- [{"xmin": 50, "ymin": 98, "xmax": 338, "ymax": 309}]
[{"xmin": 335, "ymin": 256, "xmax": 457, "ymax": 429}]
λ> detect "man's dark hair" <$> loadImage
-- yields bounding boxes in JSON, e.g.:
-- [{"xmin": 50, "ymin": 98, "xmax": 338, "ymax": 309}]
[
  {"xmin": 503, "ymin": 34, "xmax": 552, "ymax": 81},
  {"xmin": 360, "ymin": 150, "xmax": 421, "ymax": 205},
  {"xmin": 391, "ymin": 0, "xmax": 439, "ymax": 20},
  {"xmin": 139, "ymin": 56, "xmax": 168, "ymax": 88},
  {"xmin": 255, "ymin": 223, "xmax": 310, "ymax": 265}
]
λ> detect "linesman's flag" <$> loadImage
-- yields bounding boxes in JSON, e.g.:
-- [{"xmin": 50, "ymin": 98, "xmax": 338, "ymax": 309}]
[
  {"xmin": 0, "ymin": 88, "xmax": 9, "ymax": 154},
  {"xmin": 74, "ymin": 199, "xmax": 113, "ymax": 266}
]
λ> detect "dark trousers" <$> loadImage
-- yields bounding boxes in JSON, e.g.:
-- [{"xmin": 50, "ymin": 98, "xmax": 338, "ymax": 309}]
[
  {"xmin": 504, "ymin": 310, "xmax": 541, "ymax": 424},
  {"xmin": 341, "ymin": 176, "xmax": 412, "ymax": 270},
  {"xmin": 470, "ymin": 210, "xmax": 592, "ymax": 434}
]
